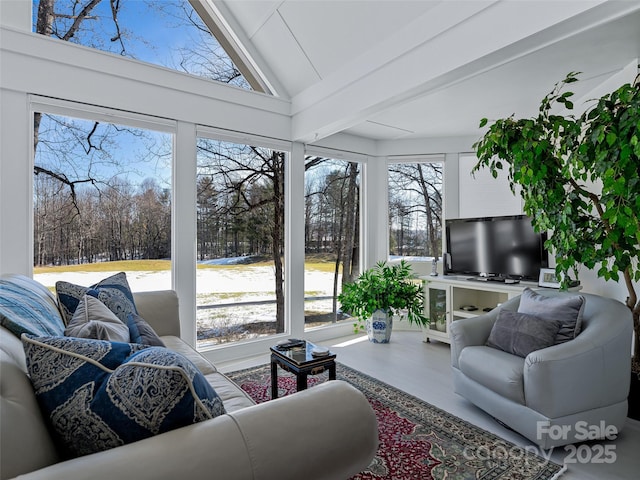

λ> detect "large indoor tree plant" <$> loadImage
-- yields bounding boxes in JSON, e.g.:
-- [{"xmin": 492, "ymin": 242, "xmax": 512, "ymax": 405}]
[
  {"xmin": 338, "ymin": 260, "xmax": 428, "ymax": 343},
  {"xmin": 473, "ymin": 71, "xmax": 640, "ymax": 415}
]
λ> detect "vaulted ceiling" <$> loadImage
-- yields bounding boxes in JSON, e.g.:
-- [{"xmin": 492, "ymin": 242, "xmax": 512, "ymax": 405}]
[{"xmin": 214, "ymin": 0, "xmax": 640, "ymax": 146}]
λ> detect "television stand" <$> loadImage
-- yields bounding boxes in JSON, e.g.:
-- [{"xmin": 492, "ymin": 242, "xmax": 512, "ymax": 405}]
[
  {"xmin": 419, "ymin": 275, "xmax": 561, "ymax": 344},
  {"xmin": 468, "ymin": 276, "xmax": 520, "ymax": 284}
]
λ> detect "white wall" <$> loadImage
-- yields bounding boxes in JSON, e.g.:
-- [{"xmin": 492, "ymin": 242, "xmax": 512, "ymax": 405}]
[{"xmin": 457, "ymin": 154, "xmax": 522, "ymax": 218}]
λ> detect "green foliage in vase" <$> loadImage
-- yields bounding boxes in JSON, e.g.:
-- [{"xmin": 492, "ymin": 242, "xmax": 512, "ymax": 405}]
[
  {"xmin": 473, "ymin": 72, "xmax": 640, "ymax": 366},
  {"xmin": 338, "ymin": 260, "xmax": 427, "ymax": 333}
]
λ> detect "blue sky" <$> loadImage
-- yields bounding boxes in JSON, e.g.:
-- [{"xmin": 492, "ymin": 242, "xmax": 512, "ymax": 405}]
[
  {"xmin": 32, "ymin": 0, "xmax": 195, "ymax": 67},
  {"xmin": 35, "ymin": 113, "xmax": 173, "ymax": 190}
]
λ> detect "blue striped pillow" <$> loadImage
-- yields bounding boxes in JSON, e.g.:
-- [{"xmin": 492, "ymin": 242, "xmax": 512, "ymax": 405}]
[{"xmin": 0, "ymin": 275, "xmax": 64, "ymax": 337}]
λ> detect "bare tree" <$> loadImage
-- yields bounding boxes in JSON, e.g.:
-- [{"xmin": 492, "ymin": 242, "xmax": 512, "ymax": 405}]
[
  {"xmin": 304, "ymin": 158, "xmax": 361, "ymax": 321},
  {"xmin": 33, "ymin": 0, "xmax": 126, "ymax": 202},
  {"xmin": 389, "ymin": 163, "xmax": 443, "ymax": 258},
  {"xmin": 157, "ymin": 1, "xmax": 249, "ymax": 88},
  {"xmin": 197, "ymin": 141, "xmax": 286, "ymax": 332}
]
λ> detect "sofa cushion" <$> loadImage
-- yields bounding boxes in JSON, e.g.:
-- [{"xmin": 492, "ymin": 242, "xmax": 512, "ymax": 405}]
[
  {"xmin": 127, "ymin": 313, "xmax": 165, "ymax": 346},
  {"xmin": 56, "ymin": 272, "xmax": 138, "ymax": 326},
  {"xmin": 458, "ymin": 345, "xmax": 527, "ymax": 404},
  {"xmin": 22, "ymin": 335, "xmax": 226, "ymax": 458},
  {"xmin": 64, "ymin": 294, "xmax": 131, "ymax": 342},
  {"xmin": 486, "ymin": 310, "xmax": 562, "ymax": 358},
  {"xmin": 161, "ymin": 336, "xmax": 217, "ymax": 376},
  {"xmin": 203, "ymin": 372, "xmax": 256, "ymax": 412},
  {"xmin": 0, "ymin": 276, "xmax": 64, "ymax": 338},
  {"xmin": 518, "ymin": 288, "xmax": 585, "ymax": 343}
]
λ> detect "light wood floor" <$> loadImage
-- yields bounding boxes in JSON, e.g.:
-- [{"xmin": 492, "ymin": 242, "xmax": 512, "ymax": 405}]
[{"xmin": 219, "ymin": 330, "xmax": 640, "ymax": 480}]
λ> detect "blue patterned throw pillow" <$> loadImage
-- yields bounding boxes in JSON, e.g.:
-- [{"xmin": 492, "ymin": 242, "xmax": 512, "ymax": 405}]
[
  {"xmin": 56, "ymin": 272, "xmax": 138, "ymax": 325},
  {"xmin": 127, "ymin": 313, "xmax": 165, "ymax": 346},
  {"xmin": 22, "ymin": 335, "xmax": 226, "ymax": 458},
  {"xmin": 0, "ymin": 275, "xmax": 64, "ymax": 337}
]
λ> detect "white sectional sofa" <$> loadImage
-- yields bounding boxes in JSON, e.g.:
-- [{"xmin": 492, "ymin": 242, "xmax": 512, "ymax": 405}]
[{"xmin": 0, "ymin": 274, "xmax": 378, "ymax": 480}]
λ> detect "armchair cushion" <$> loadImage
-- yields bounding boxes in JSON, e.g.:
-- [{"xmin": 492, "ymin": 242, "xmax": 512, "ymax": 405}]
[
  {"xmin": 518, "ymin": 287, "xmax": 585, "ymax": 343},
  {"xmin": 22, "ymin": 335, "xmax": 225, "ymax": 459},
  {"xmin": 486, "ymin": 309, "xmax": 562, "ymax": 357}
]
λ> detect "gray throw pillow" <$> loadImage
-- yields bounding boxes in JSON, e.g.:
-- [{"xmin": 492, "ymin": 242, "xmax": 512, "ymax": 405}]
[
  {"xmin": 64, "ymin": 294, "xmax": 131, "ymax": 342},
  {"xmin": 517, "ymin": 288, "xmax": 585, "ymax": 344},
  {"xmin": 486, "ymin": 310, "xmax": 562, "ymax": 358}
]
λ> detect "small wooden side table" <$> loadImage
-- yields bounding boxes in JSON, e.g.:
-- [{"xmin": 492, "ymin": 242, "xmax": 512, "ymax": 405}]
[{"xmin": 270, "ymin": 341, "xmax": 336, "ymax": 399}]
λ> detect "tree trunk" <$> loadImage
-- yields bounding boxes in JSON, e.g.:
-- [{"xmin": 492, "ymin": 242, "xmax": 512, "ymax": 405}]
[
  {"xmin": 341, "ymin": 163, "xmax": 359, "ymax": 284},
  {"xmin": 271, "ymin": 153, "xmax": 285, "ymax": 333}
]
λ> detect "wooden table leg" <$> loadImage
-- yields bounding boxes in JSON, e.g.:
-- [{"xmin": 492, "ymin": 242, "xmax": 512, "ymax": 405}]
[
  {"xmin": 328, "ymin": 361, "xmax": 336, "ymax": 381},
  {"xmin": 297, "ymin": 372, "xmax": 308, "ymax": 391}
]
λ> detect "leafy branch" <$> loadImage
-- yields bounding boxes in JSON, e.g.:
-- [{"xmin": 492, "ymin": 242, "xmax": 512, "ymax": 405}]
[{"xmin": 473, "ymin": 72, "xmax": 640, "ymax": 365}]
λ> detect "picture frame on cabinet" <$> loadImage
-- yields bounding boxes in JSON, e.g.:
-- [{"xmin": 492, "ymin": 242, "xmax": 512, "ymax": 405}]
[{"xmin": 538, "ymin": 268, "xmax": 561, "ymax": 288}]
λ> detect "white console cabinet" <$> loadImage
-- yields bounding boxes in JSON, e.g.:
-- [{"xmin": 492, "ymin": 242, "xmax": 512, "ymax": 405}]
[{"xmin": 420, "ymin": 275, "xmax": 546, "ymax": 344}]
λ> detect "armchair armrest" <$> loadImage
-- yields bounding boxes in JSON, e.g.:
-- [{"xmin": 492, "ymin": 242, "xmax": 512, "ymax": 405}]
[
  {"xmin": 449, "ymin": 310, "xmax": 500, "ymax": 368},
  {"xmin": 14, "ymin": 381, "xmax": 377, "ymax": 480},
  {"xmin": 524, "ymin": 322, "xmax": 632, "ymax": 418},
  {"xmin": 450, "ymin": 296, "xmax": 523, "ymax": 368}
]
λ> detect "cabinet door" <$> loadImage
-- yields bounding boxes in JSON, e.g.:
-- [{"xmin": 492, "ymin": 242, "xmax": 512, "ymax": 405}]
[{"xmin": 426, "ymin": 285, "xmax": 449, "ymax": 335}]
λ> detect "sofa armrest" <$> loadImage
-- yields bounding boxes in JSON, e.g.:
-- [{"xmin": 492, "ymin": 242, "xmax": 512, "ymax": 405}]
[
  {"xmin": 132, "ymin": 290, "xmax": 180, "ymax": 337},
  {"xmin": 13, "ymin": 381, "xmax": 377, "ymax": 480},
  {"xmin": 228, "ymin": 380, "xmax": 378, "ymax": 480}
]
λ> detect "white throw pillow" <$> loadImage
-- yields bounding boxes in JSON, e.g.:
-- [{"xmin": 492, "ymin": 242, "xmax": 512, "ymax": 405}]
[{"xmin": 64, "ymin": 294, "xmax": 130, "ymax": 342}]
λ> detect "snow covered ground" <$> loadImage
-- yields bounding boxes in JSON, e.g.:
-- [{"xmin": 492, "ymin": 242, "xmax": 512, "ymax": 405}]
[
  {"xmin": 35, "ymin": 267, "xmax": 338, "ymax": 298},
  {"xmin": 34, "ymin": 266, "xmax": 342, "ymax": 344}
]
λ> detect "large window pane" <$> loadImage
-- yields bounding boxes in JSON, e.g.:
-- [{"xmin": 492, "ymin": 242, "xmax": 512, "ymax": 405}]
[
  {"xmin": 388, "ymin": 162, "xmax": 443, "ymax": 259},
  {"xmin": 33, "ymin": 112, "xmax": 173, "ymax": 292},
  {"xmin": 196, "ymin": 138, "xmax": 286, "ymax": 347},
  {"xmin": 304, "ymin": 156, "xmax": 360, "ymax": 330},
  {"xmin": 32, "ymin": 0, "xmax": 252, "ymax": 89}
]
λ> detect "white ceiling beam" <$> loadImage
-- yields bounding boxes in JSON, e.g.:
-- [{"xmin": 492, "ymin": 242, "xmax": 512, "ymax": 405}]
[
  {"xmin": 208, "ymin": 0, "xmax": 290, "ymax": 97},
  {"xmin": 291, "ymin": 0, "xmax": 636, "ymax": 143}
]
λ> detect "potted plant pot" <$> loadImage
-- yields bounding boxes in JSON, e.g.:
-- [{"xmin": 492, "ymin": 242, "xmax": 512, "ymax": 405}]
[{"xmin": 366, "ymin": 309, "xmax": 393, "ymax": 343}]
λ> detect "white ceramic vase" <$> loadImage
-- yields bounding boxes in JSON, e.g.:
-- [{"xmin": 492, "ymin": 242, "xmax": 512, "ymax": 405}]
[{"xmin": 366, "ymin": 309, "xmax": 393, "ymax": 343}]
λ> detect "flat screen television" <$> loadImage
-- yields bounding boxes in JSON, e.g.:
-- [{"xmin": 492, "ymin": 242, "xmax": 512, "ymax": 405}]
[{"xmin": 444, "ymin": 215, "xmax": 548, "ymax": 282}]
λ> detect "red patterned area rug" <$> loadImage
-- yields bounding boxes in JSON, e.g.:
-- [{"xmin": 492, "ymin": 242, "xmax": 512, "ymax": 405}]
[{"xmin": 226, "ymin": 363, "xmax": 566, "ymax": 480}]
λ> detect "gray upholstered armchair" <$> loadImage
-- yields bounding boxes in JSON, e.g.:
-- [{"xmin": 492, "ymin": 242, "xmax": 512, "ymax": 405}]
[{"xmin": 450, "ymin": 289, "xmax": 633, "ymax": 449}]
